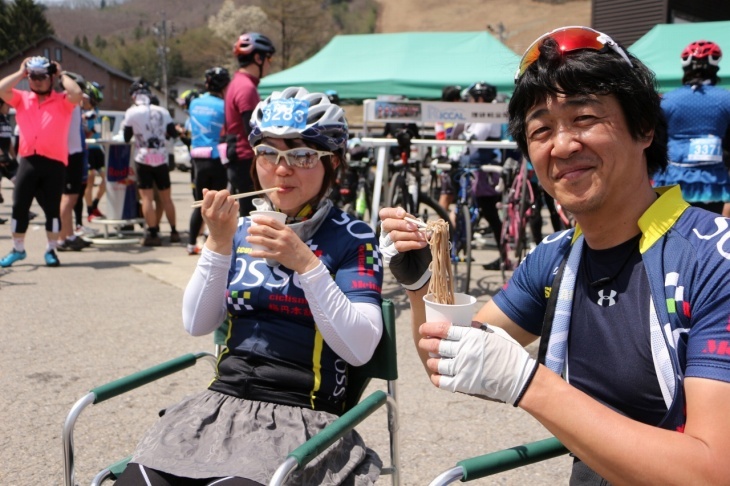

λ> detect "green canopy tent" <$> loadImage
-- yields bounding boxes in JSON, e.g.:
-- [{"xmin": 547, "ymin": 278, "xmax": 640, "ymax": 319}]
[
  {"xmin": 258, "ymin": 31, "xmax": 520, "ymax": 100},
  {"xmin": 629, "ymin": 21, "xmax": 730, "ymax": 92}
]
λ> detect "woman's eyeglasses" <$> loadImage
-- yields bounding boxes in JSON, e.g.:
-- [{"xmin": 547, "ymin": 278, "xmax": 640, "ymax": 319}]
[
  {"xmin": 29, "ymin": 73, "xmax": 50, "ymax": 82},
  {"xmin": 515, "ymin": 26, "xmax": 633, "ymax": 82},
  {"xmin": 254, "ymin": 144, "xmax": 332, "ymax": 170}
]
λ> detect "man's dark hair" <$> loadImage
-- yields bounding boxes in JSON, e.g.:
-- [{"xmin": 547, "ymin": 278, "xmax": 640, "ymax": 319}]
[
  {"xmin": 441, "ymin": 85, "xmax": 461, "ymax": 102},
  {"xmin": 682, "ymin": 61, "xmax": 720, "ymax": 87},
  {"xmin": 509, "ymin": 37, "xmax": 667, "ymax": 176}
]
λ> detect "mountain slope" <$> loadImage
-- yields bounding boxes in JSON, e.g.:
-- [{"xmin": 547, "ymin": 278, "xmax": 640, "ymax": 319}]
[
  {"xmin": 375, "ymin": 0, "xmax": 591, "ymax": 54},
  {"xmin": 49, "ymin": 0, "xmax": 590, "ymax": 56}
]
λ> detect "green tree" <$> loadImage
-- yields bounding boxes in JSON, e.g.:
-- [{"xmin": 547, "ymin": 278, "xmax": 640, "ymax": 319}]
[
  {"xmin": 261, "ymin": 0, "xmax": 336, "ymax": 69},
  {"xmin": 0, "ymin": 0, "xmax": 54, "ymax": 60}
]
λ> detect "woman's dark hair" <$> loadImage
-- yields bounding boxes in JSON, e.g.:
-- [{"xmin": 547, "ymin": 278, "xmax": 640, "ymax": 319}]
[
  {"xmin": 251, "ymin": 138, "xmax": 344, "ymax": 206},
  {"xmin": 682, "ymin": 62, "xmax": 720, "ymax": 86},
  {"xmin": 509, "ymin": 37, "xmax": 667, "ymax": 176}
]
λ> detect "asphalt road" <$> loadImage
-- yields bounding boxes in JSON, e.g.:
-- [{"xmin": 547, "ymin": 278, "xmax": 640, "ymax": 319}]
[{"xmin": 0, "ymin": 169, "xmax": 571, "ymax": 485}]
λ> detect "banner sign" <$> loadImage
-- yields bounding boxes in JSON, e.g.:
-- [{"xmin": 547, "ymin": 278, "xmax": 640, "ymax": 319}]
[{"xmin": 364, "ymin": 99, "xmax": 509, "ymax": 124}]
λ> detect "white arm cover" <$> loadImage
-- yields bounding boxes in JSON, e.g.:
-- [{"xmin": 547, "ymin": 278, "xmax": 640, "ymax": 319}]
[
  {"xmin": 299, "ymin": 261, "xmax": 383, "ymax": 367},
  {"xmin": 182, "ymin": 246, "xmax": 230, "ymax": 336}
]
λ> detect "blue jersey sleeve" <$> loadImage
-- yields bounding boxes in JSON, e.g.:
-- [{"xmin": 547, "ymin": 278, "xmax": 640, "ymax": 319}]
[
  {"xmin": 326, "ymin": 213, "xmax": 383, "ymax": 306},
  {"xmin": 492, "ymin": 230, "xmax": 573, "ymax": 336},
  {"xmin": 683, "ymin": 220, "xmax": 730, "ymax": 384}
]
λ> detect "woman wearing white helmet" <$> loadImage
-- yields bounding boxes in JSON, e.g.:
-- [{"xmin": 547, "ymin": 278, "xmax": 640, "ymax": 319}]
[{"xmin": 115, "ymin": 88, "xmax": 384, "ymax": 486}]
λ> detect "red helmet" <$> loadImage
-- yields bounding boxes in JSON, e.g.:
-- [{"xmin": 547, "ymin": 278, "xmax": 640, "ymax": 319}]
[
  {"xmin": 681, "ymin": 40, "xmax": 722, "ymax": 67},
  {"xmin": 232, "ymin": 32, "xmax": 276, "ymax": 57}
]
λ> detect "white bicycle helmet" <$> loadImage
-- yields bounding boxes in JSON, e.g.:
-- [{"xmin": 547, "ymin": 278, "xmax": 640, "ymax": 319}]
[
  {"xmin": 26, "ymin": 56, "xmax": 55, "ymax": 75},
  {"xmin": 249, "ymin": 87, "xmax": 348, "ymax": 157}
]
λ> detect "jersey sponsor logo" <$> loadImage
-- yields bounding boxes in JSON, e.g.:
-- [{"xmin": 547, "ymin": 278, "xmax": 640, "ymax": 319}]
[
  {"xmin": 331, "ymin": 212, "xmax": 376, "ymax": 239},
  {"xmin": 543, "ymin": 230, "xmax": 572, "ymax": 245},
  {"xmin": 332, "ymin": 358, "xmax": 347, "ymax": 399},
  {"xmin": 702, "ymin": 340, "xmax": 730, "ymax": 356},
  {"xmin": 692, "ymin": 217, "xmax": 730, "ymax": 260},
  {"xmin": 664, "ymin": 272, "xmax": 690, "ymax": 318},
  {"xmin": 596, "ymin": 289, "xmax": 617, "ymax": 307},
  {"xmin": 357, "ymin": 242, "xmax": 380, "ymax": 277},
  {"xmin": 267, "ymin": 301, "xmax": 312, "ymax": 317},
  {"xmin": 306, "ymin": 240, "xmax": 324, "ymax": 258},
  {"xmin": 230, "ymin": 256, "xmax": 305, "ymax": 291},
  {"xmin": 227, "ymin": 290, "xmax": 253, "ymax": 311}
]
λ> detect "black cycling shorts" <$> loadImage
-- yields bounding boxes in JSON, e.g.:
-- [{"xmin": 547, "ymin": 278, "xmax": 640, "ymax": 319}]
[
  {"xmin": 64, "ymin": 152, "xmax": 85, "ymax": 194},
  {"xmin": 136, "ymin": 162, "xmax": 171, "ymax": 190},
  {"xmin": 87, "ymin": 147, "xmax": 105, "ymax": 171}
]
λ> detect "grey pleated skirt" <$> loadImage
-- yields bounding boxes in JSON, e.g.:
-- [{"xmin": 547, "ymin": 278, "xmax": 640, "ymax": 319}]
[{"xmin": 131, "ymin": 389, "xmax": 381, "ymax": 485}]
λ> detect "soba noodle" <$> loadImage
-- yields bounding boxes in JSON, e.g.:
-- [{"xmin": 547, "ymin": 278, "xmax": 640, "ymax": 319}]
[{"xmin": 426, "ymin": 219, "xmax": 454, "ymax": 305}]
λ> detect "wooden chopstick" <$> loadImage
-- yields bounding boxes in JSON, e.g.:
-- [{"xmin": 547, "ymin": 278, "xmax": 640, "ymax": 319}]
[
  {"xmin": 404, "ymin": 216, "xmax": 428, "ymax": 229},
  {"xmin": 190, "ymin": 187, "xmax": 280, "ymax": 208}
]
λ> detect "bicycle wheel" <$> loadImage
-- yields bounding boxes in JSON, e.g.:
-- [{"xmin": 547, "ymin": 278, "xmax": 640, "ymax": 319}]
[
  {"xmin": 499, "ymin": 189, "xmax": 518, "ymax": 276},
  {"xmin": 354, "ymin": 182, "xmax": 372, "ymax": 222},
  {"xmin": 386, "ymin": 172, "xmax": 414, "ymax": 214},
  {"xmin": 451, "ymin": 203, "xmax": 472, "ymax": 294}
]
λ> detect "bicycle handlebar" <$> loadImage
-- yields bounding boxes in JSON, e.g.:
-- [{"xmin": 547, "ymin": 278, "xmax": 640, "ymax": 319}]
[{"xmin": 434, "ymin": 162, "xmax": 504, "ymax": 174}]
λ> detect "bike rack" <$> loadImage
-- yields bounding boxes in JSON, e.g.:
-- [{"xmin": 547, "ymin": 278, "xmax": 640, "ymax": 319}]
[{"xmin": 359, "ymin": 138, "xmax": 518, "ymax": 231}]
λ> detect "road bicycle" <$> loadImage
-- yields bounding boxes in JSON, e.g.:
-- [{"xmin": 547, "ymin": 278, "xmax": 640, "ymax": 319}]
[
  {"xmin": 498, "ymin": 156, "xmax": 535, "ymax": 281},
  {"xmin": 554, "ymin": 199, "xmax": 576, "ymax": 229},
  {"xmin": 436, "ymin": 157, "xmax": 504, "ymax": 294},
  {"xmin": 386, "ymin": 130, "xmax": 451, "ymax": 229},
  {"xmin": 339, "ymin": 157, "xmax": 375, "ymax": 223}
]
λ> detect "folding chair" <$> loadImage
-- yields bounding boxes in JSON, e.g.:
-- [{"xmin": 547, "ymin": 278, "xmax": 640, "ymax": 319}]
[
  {"xmin": 269, "ymin": 298, "xmax": 399, "ymax": 485},
  {"xmin": 428, "ymin": 436, "xmax": 569, "ymax": 485},
  {"xmin": 62, "ymin": 352, "xmax": 218, "ymax": 486},
  {"xmin": 63, "ymin": 299, "xmax": 399, "ymax": 486}
]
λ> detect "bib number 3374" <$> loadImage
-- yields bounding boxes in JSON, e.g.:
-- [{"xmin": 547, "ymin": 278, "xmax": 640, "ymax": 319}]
[{"xmin": 687, "ymin": 136, "xmax": 722, "ymax": 162}]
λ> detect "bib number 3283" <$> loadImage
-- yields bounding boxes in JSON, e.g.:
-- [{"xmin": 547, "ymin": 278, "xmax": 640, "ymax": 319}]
[
  {"xmin": 261, "ymin": 98, "xmax": 310, "ymax": 130},
  {"xmin": 687, "ymin": 136, "xmax": 722, "ymax": 162}
]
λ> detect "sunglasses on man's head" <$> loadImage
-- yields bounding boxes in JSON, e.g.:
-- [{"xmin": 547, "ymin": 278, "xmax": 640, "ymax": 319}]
[
  {"xmin": 515, "ymin": 26, "xmax": 633, "ymax": 82},
  {"xmin": 29, "ymin": 73, "xmax": 50, "ymax": 81}
]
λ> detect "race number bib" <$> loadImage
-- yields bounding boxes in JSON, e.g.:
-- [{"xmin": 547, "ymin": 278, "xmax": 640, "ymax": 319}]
[
  {"xmin": 261, "ymin": 98, "xmax": 309, "ymax": 130},
  {"xmin": 190, "ymin": 147, "xmax": 213, "ymax": 159},
  {"xmin": 143, "ymin": 152, "xmax": 167, "ymax": 167},
  {"xmin": 687, "ymin": 136, "xmax": 723, "ymax": 162}
]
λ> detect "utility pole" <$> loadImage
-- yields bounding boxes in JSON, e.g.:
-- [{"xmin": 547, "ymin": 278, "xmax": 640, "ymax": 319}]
[{"xmin": 154, "ymin": 13, "xmax": 170, "ymax": 109}]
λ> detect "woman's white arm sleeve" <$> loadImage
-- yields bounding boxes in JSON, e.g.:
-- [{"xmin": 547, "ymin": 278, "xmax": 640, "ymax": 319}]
[
  {"xmin": 182, "ymin": 246, "xmax": 230, "ymax": 336},
  {"xmin": 298, "ymin": 261, "xmax": 383, "ymax": 366}
]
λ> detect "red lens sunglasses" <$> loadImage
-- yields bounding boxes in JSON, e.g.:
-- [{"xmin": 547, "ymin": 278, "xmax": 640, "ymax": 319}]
[{"xmin": 515, "ymin": 26, "xmax": 633, "ymax": 82}]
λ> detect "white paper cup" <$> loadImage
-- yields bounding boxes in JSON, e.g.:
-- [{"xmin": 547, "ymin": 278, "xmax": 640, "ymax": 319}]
[
  {"xmin": 423, "ymin": 292, "xmax": 477, "ymax": 327},
  {"xmin": 249, "ymin": 210, "xmax": 287, "ymax": 254}
]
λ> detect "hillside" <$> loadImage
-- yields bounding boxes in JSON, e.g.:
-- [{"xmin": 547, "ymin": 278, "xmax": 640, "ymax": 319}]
[
  {"xmin": 49, "ymin": 0, "xmax": 591, "ymax": 57},
  {"xmin": 375, "ymin": 0, "xmax": 591, "ymax": 54}
]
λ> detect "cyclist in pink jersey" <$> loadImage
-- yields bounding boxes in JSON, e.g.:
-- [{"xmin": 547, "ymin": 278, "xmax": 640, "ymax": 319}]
[
  {"xmin": 0, "ymin": 56, "xmax": 83, "ymax": 267},
  {"xmin": 224, "ymin": 32, "xmax": 276, "ymax": 217}
]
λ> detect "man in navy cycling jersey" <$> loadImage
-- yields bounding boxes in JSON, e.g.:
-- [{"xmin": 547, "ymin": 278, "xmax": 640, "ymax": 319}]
[{"xmin": 379, "ymin": 26, "xmax": 730, "ymax": 484}]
